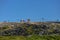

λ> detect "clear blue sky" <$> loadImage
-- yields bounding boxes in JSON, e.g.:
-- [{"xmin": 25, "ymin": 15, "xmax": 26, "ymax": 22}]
[{"xmin": 0, "ymin": 0, "xmax": 60, "ymax": 22}]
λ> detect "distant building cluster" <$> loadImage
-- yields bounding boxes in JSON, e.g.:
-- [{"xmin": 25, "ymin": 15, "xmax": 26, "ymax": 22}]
[{"xmin": 20, "ymin": 19, "xmax": 30, "ymax": 23}]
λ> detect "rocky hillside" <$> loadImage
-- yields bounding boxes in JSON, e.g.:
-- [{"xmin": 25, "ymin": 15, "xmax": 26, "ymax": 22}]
[{"xmin": 0, "ymin": 22, "xmax": 60, "ymax": 36}]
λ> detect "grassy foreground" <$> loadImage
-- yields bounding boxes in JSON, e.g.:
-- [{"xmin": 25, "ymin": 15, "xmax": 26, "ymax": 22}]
[{"xmin": 0, "ymin": 35, "xmax": 60, "ymax": 40}]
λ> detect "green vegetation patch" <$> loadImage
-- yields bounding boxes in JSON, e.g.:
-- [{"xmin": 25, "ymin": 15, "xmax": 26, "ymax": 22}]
[{"xmin": 0, "ymin": 35, "xmax": 60, "ymax": 40}]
